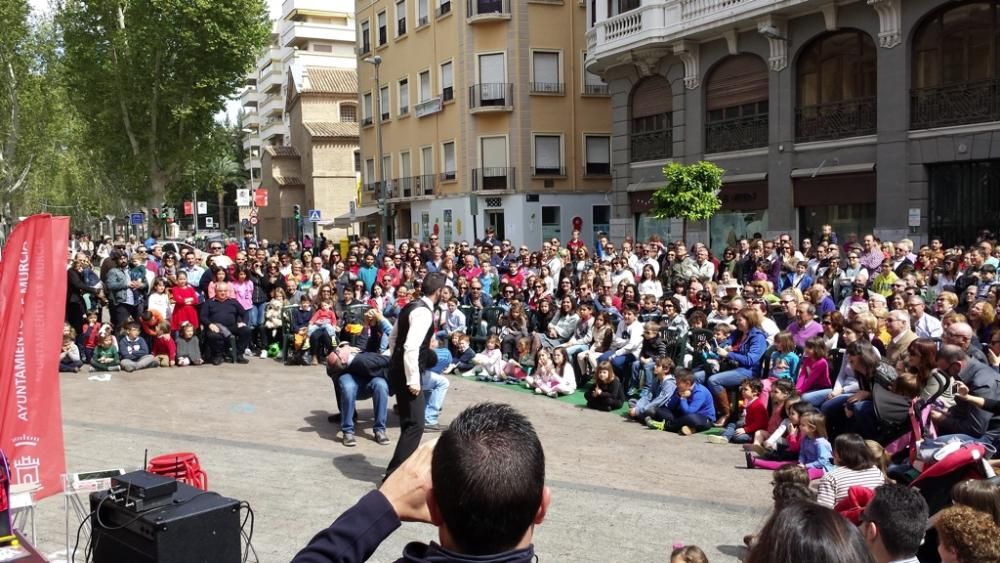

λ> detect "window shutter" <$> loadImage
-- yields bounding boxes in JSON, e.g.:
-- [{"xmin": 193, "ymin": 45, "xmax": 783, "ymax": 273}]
[
  {"xmin": 535, "ymin": 136, "xmax": 560, "ymax": 169},
  {"xmin": 631, "ymin": 76, "xmax": 671, "ymax": 118},
  {"xmin": 706, "ymin": 55, "xmax": 769, "ymax": 111},
  {"xmin": 533, "ymin": 52, "xmax": 559, "ymax": 84},
  {"xmin": 586, "ymin": 137, "xmax": 610, "ymax": 163}
]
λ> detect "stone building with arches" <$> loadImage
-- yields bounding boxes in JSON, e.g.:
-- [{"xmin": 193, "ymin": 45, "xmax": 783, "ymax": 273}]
[{"xmin": 586, "ymin": 0, "xmax": 1000, "ymax": 249}]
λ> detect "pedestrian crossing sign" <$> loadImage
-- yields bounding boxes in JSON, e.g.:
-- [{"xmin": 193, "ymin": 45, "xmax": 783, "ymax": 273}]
[{"xmin": 308, "ymin": 209, "xmax": 322, "ymax": 222}]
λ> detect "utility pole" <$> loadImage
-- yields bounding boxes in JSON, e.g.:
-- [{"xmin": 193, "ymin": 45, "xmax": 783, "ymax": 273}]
[
  {"xmin": 365, "ymin": 55, "xmax": 389, "ymax": 243},
  {"xmin": 193, "ymin": 189, "xmax": 199, "ymax": 236}
]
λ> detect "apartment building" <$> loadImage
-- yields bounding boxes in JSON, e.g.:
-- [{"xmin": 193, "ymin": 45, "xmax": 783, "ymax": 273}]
[
  {"xmin": 355, "ymin": 0, "xmax": 613, "ymax": 248},
  {"xmin": 587, "ymin": 0, "xmax": 1000, "ymax": 251},
  {"xmin": 241, "ymin": 0, "xmax": 358, "ymax": 241}
]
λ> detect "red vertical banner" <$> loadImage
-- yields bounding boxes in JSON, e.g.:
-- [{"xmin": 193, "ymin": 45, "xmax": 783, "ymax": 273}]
[
  {"xmin": 0, "ymin": 214, "xmax": 69, "ymax": 500},
  {"xmin": 183, "ymin": 201, "xmax": 193, "ymax": 216}
]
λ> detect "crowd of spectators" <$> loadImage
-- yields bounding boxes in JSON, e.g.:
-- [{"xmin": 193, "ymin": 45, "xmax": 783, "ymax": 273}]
[{"xmin": 64, "ymin": 224, "xmax": 1000, "ymax": 560}]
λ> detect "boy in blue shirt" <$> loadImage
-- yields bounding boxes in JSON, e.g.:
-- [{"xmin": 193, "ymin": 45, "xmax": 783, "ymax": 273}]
[
  {"xmin": 627, "ymin": 357, "xmax": 676, "ymax": 423},
  {"xmin": 645, "ymin": 368, "xmax": 716, "ymax": 435}
]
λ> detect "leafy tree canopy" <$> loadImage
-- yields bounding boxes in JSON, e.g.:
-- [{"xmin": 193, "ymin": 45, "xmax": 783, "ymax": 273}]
[{"xmin": 650, "ymin": 161, "xmax": 725, "ymax": 222}]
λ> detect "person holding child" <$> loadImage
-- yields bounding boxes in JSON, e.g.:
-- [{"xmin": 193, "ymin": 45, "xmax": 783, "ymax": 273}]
[{"xmin": 705, "ymin": 308, "xmax": 768, "ymax": 426}]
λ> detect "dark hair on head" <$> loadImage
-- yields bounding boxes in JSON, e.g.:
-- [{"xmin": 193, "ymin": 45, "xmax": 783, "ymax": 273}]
[
  {"xmin": 952, "ymin": 479, "xmax": 1000, "ymax": 526},
  {"xmin": 833, "ymin": 433, "xmax": 876, "ymax": 470},
  {"xmin": 740, "ymin": 378, "xmax": 764, "ymax": 395},
  {"xmin": 846, "ymin": 341, "xmax": 880, "ymax": 372},
  {"xmin": 773, "ymin": 464, "xmax": 810, "ymax": 486},
  {"xmin": 772, "ymin": 482, "xmax": 817, "ymax": 512},
  {"xmin": 863, "ymin": 484, "xmax": 930, "ymax": 559},
  {"xmin": 674, "ymin": 367, "xmax": 695, "ymax": 385},
  {"xmin": 790, "ymin": 400, "xmax": 817, "ymax": 418},
  {"xmin": 432, "ymin": 403, "xmax": 545, "ymax": 555},
  {"xmin": 935, "ymin": 505, "xmax": 1000, "ymax": 563},
  {"xmin": 771, "ymin": 378, "xmax": 795, "ymax": 397},
  {"xmin": 422, "ymin": 271, "xmax": 448, "ymax": 295},
  {"xmin": 745, "ymin": 501, "xmax": 875, "ymax": 563},
  {"xmin": 805, "ymin": 336, "xmax": 828, "ymax": 360},
  {"xmin": 670, "ymin": 545, "xmax": 709, "ymax": 563},
  {"xmin": 124, "ymin": 321, "xmax": 140, "ymax": 332},
  {"xmin": 688, "ymin": 310, "xmax": 708, "ymax": 327}
]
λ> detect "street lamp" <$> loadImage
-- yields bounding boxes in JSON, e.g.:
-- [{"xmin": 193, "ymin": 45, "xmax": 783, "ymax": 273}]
[
  {"xmin": 364, "ymin": 55, "xmax": 389, "ymax": 243},
  {"xmin": 241, "ymin": 127, "xmax": 260, "ymax": 240}
]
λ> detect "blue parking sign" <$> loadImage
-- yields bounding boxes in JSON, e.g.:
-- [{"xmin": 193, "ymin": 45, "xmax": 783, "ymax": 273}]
[{"xmin": 130, "ymin": 212, "xmax": 145, "ymax": 226}]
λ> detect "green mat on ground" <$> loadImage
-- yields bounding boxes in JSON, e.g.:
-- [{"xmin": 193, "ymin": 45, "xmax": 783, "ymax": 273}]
[{"xmin": 450, "ymin": 372, "xmax": 725, "ymax": 430}]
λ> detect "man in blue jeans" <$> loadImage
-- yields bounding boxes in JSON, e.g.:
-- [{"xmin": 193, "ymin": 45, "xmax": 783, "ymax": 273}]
[
  {"xmin": 328, "ymin": 348, "xmax": 392, "ymax": 447},
  {"xmin": 422, "ymin": 336, "xmax": 452, "ymax": 432}
]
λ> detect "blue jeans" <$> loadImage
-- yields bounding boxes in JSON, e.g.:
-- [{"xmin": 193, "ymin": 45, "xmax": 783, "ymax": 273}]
[
  {"xmin": 245, "ymin": 306, "xmax": 259, "ymax": 328},
  {"xmin": 723, "ymin": 423, "xmax": 754, "ymax": 443},
  {"xmin": 338, "ymin": 373, "xmax": 388, "ymax": 434},
  {"xmin": 254, "ymin": 302, "xmax": 267, "ymax": 328},
  {"xmin": 631, "ymin": 359, "xmax": 655, "ymax": 394},
  {"xmin": 822, "ymin": 393, "xmax": 853, "ymax": 437},
  {"xmin": 847, "ymin": 400, "xmax": 879, "ymax": 440},
  {"xmin": 801, "ymin": 388, "xmax": 833, "ymax": 408},
  {"xmin": 707, "ymin": 368, "xmax": 752, "ymax": 396},
  {"xmin": 422, "ymin": 371, "xmax": 450, "ymax": 425}
]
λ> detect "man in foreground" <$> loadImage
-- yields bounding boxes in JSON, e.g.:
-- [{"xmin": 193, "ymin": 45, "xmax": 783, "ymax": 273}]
[{"xmin": 291, "ymin": 402, "xmax": 550, "ymax": 563}]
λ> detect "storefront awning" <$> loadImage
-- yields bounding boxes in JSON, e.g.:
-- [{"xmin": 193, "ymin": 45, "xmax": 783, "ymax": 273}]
[{"xmin": 332, "ymin": 206, "xmax": 380, "ymax": 227}]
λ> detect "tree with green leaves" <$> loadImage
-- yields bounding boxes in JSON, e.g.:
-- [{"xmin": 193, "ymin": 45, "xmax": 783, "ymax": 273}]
[
  {"xmin": 650, "ymin": 161, "xmax": 725, "ymax": 240},
  {"xmin": 58, "ymin": 0, "xmax": 270, "ymax": 206},
  {"xmin": 0, "ymin": 0, "xmax": 31, "ymax": 228}
]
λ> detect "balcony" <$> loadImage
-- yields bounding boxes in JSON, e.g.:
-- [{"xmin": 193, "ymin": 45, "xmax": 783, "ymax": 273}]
[
  {"xmin": 705, "ymin": 114, "xmax": 768, "ymax": 154},
  {"xmin": 280, "ymin": 21, "xmax": 355, "ymax": 48},
  {"xmin": 259, "ymin": 62, "xmax": 284, "ymax": 93},
  {"xmin": 467, "ymin": 0, "xmax": 510, "ymax": 22},
  {"xmin": 261, "ymin": 94, "xmax": 284, "ymax": 118},
  {"xmin": 586, "ymin": 0, "xmax": 817, "ymax": 72},
  {"xmin": 395, "ymin": 175, "xmax": 437, "ymax": 198},
  {"xmin": 261, "ymin": 117, "xmax": 288, "ymax": 142},
  {"xmin": 282, "ymin": 0, "xmax": 355, "ymax": 18},
  {"xmin": 468, "ymin": 83, "xmax": 514, "ymax": 112},
  {"xmin": 584, "ymin": 83, "xmax": 610, "ymax": 96},
  {"xmin": 439, "ymin": 170, "xmax": 457, "ymax": 182},
  {"xmin": 472, "ymin": 167, "xmax": 515, "ymax": 191},
  {"xmin": 415, "ymin": 97, "xmax": 443, "ymax": 117},
  {"xmin": 530, "ymin": 82, "xmax": 564, "ymax": 95},
  {"xmin": 630, "ymin": 129, "xmax": 672, "ymax": 162},
  {"xmin": 911, "ymin": 79, "xmax": 1000, "ymax": 131},
  {"xmin": 243, "ymin": 111, "xmax": 260, "ymax": 129},
  {"xmin": 240, "ymin": 88, "xmax": 258, "ymax": 108},
  {"xmin": 795, "ymin": 97, "xmax": 876, "ymax": 143}
]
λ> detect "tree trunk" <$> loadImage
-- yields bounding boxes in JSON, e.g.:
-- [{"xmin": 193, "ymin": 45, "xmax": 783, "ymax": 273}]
[
  {"xmin": 217, "ymin": 190, "xmax": 225, "ymax": 232},
  {"xmin": 148, "ymin": 171, "xmax": 168, "ymax": 208}
]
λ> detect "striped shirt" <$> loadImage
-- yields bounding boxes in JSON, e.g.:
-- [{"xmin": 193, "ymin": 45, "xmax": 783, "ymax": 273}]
[{"xmin": 817, "ymin": 465, "xmax": 886, "ymax": 508}]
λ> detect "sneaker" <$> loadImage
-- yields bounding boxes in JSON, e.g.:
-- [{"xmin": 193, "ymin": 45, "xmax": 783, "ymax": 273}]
[
  {"xmin": 546, "ymin": 391, "xmax": 558, "ymax": 398},
  {"xmin": 644, "ymin": 417, "xmax": 665, "ymax": 431},
  {"xmin": 236, "ymin": 357, "xmax": 250, "ymax": 364},
  {"xmin": 342, "ymin": 433, "xmax": 357, "ymax": 447},
  {"xmin": 524, "ymin": 375, "xmax": 534, "ymax": 387},
  {"xmin": 374, "ymin": 430, "xmax": 390, "ymax": 445},
  {"xmin": 259, "ymin": 350, "xmax": 268, "ymax": 359},
  {"xmin": 752, "ymin": 443, "xmax": 767, "ymax": 457},
  {"xmin": 244, "ymin": 348, "xmax": 252, "ymax": 357},
  {"xmin": 707, "ymin": 435, "xmax": 730, "ymax": 445},
  {"xmin": 534, "ymin": 388, "xmax": 544, "ymax": 394},
  {"xmin": 443, "ymin": 364, "xmax": 457, "ymax": 374},
  {"xmin": 461, "ymin": 369, "xmax": 478, "ymax": 378},
  {"xmin": 679, "ymin": 425, "xmax": 694, "ymax": 436},
  {"xmin": 745, "ymin": 451, "xmax": 755, "ymax": 469}
]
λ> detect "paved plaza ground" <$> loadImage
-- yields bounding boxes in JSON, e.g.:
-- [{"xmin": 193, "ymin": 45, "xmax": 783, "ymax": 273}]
[{"xmin": 35, "ymin": 359, "xmax": 773, "ymax": 562}]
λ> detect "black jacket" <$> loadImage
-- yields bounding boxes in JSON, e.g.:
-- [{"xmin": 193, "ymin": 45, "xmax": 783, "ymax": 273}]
[{"xmin": 292, "ymin": 490, "xmax": 537, "ymax": 563}]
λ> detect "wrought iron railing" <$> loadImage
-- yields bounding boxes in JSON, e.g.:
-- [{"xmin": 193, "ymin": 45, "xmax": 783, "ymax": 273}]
[
  {"xmin": 705, "ymin": 113, "xmax": 769, "ymax": 153},
  {"xmin": 530, "ymin": 82, "xmax": 564, "ymax": 94},
  {"xmin": 472, "ymin": 167, "xmax": 515, "ymax": 191},
  {"xmin": 467, "ymin": 0, "xmax": 510, "ymax": 17},
  {"xmin": 630, "ymin": 129, "xmax": 672, "ymax": 162},
  {"xmin": 395, "ymin": 175, "xmax": 436, "ymax": 197},
  {"xmin": 795, "ymin": 97, "xmax": 876, "ymax": 143},
  {"xmin": 584, "ymin": 83, "xmax": 609, "ymax": 95},
  {"xmin": 911, "ymin": 79, "xmax": 1000, "ymax": 130},
  {"xmin": 468, "ymin": 83, "xmax": 514, "ymax": 109},
  {"xmin": 439, "ymin": 170, "xmax": 456, "ymax": 181}
]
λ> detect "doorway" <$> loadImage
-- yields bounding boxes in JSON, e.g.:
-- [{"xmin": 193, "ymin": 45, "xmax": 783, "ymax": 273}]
[{"xmin": 485, "ymin": 209, "xmax": 505, "ymax": 241}]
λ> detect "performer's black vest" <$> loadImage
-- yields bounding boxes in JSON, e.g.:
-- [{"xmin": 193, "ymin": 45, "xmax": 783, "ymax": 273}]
[{"xmin": 389, "ymin": 299, "xmax": 434, "ymax": 393}]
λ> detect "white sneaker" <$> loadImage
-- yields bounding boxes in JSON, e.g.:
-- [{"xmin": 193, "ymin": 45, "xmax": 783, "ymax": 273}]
[
  {"xmin": 524, "ymin": 375, "xmax": 534, "ymax": 386},
  {"xmin": 259, "ymin": 350, "xmax": 268, "ymax": 359},
  {"xmin": 244, "ymin": 348, "xmax": 253, "ymax": 357}
]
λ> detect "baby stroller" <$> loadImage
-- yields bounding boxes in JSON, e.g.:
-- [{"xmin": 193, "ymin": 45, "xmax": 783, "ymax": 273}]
[{"xmin": 883, "ymin": 368, "xmax": 953, "ymax": 479}]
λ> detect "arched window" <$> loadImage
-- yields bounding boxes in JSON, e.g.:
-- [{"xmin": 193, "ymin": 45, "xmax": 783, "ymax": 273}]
[
  {"xmin": 629, "ymin": 76, "xmax": 672, "ymax": 162},
  {"xmin": 912, "ymin": 1, "xmax": 1000, "ymax": 129},
  {"xmin": 795, "ymin": 30, "xmax": 877, "ymax": 142},
  {"xmin": 705, "ymin": 54, "xmax": 769, "ymax": 153}
]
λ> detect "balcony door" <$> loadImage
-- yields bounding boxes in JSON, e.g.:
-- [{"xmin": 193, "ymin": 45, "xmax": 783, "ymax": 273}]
[
  {"xmin": 480, "ymin": 136, "xmax": 509, "ymax": 190},
  {"xmin": 478, "ymin": 53, "xmax": 506, "ymax": 105}
]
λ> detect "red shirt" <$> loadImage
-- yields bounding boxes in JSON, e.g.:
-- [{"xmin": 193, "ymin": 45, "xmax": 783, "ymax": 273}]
[
  {"xmin": 743, "ymin": 396, "xmax": 769, "ymax": 435},
  {"xmin": 152, "ymin": 335, "xmax": 176, "ymax": 363}
]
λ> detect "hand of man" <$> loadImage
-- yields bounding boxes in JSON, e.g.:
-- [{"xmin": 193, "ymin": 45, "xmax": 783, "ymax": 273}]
[
  {"xmin": 381, "ymin": 438, "xmax": 436, "ymax": 523},
  {"xmin": 237, "ymin": 322, "xmax": 246, "ymax": 328},
  {"xmin": 408, "ymin": 384, "xmax": 420, "ymax": 396},
  {"xmin": 209, "ymin": 323, "xmax": 220, "ymax": 333}
]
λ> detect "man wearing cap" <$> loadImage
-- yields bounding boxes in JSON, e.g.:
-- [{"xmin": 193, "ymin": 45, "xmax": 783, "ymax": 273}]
[{"xmin": 386, "ymin": 272, "xmax": 448, "ymax": 478}]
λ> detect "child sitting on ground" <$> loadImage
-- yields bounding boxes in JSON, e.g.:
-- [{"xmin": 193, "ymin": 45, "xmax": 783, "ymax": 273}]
[
  {"xmin": 60, "ymin": 331, "xmax": 84, "ymax": 372},
  {"xmin": 542, "ymin": 347, "xmax": 576, "ymax": 396},
  {"xmin": 584, "ymin": 361, "xmax": 625, "ymax": 411},
  {"xmin": 78, "ymin": 310, "xmax": 103, "ymax": 363},
  {"xmin": 629, "ymin": 322, "xmax": 668, "ymax": 395},
  {"xmin": 462, "ymin": 334, "xmax": 504, "ymax": 379},
  {"xmin": 747, "ymin": 410, "xmax": 832, "ymax": 480},
  {"xmin": 451, "ymin": 333, "xmax": 476, "ymax": 375},
  {"xmin": 710, "ymin": 378, "xmax": 768, "ymax": 444},
  {"xmin": 174, "ymin": 321, "xmax": 203, "ymax": 366},
  {"xmin": 646, "ymin": 368, "xmax": 717, "ymax": 435},
  {"xmin": 90, "ymin": 328, "xmax": 120, "ymax": 372},
  {"xmin": 670, "ymin": 545, "xmax": 709, "ymax": 563},
  {"xmin": 768, "ymin": 331, "xmax": 800, "ymax": 382},
  {"xmin": 628, "ymin": 357, "xmax": 676, "ymax": 422},
  {"xmin": 748, "ymin": 380, "xmax": 796, "ymax": 455},
  {"xmin": 151, "ymin": 321, "xmax": 176, "ymax": 367},
  {"xmin": 119, "ymin": 321, "xmax": 159, "ymax": 372},
  {"xmin": 501, "ymin": 336, "xmax": 536, "ymax": 383},
  {"xmin": 751, "ymin": 400, "xmax": 814, "ymax": 465},
  {"xmin": 525, "ymin": 349, "xmax": 557, "ymax": 395}
]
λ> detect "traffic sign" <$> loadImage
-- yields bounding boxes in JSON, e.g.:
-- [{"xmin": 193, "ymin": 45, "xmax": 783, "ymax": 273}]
[
  {"xmin": 249, "ymin": 207, "xmax": 258, "ymax": 218},
  {"xmin": 205, "ymin": 217, "xmax": 214, "ymax": 228},
  {"xmin": 249, "ymin": 216, "xmax": 259, "ymax": 225},
  {"xmin": 197, "ymin": 201, "xmax": 208, "ymax": 215},
  {"xmin": 130, "ymin": 213, "xmax": 144, "ymax": 226},
  {"xmin": 236, "ymin": 189, "xmax": 251, "ymax": 207},
  {"xmin": 254, "ymin": 188, "xmax": 268, "ymax": 207},
  {"xmin": 308, "ymin": 209, "xmax": 322, "ymax": 222}
]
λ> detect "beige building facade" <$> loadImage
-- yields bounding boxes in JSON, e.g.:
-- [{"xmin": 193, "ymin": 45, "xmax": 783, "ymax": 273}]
[
  {"xmin": 355, "ymin": 0, "xmax": 613, "ymax": 248},
  {"xmin": 258, "ymin": 68, "xmax": 360, "ymax": 243}
]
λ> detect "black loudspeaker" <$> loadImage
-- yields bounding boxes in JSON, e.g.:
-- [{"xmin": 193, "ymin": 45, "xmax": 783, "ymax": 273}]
[{"xmin": 89, "ymin": 480, "xmax": 241, "ymax": 563}]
